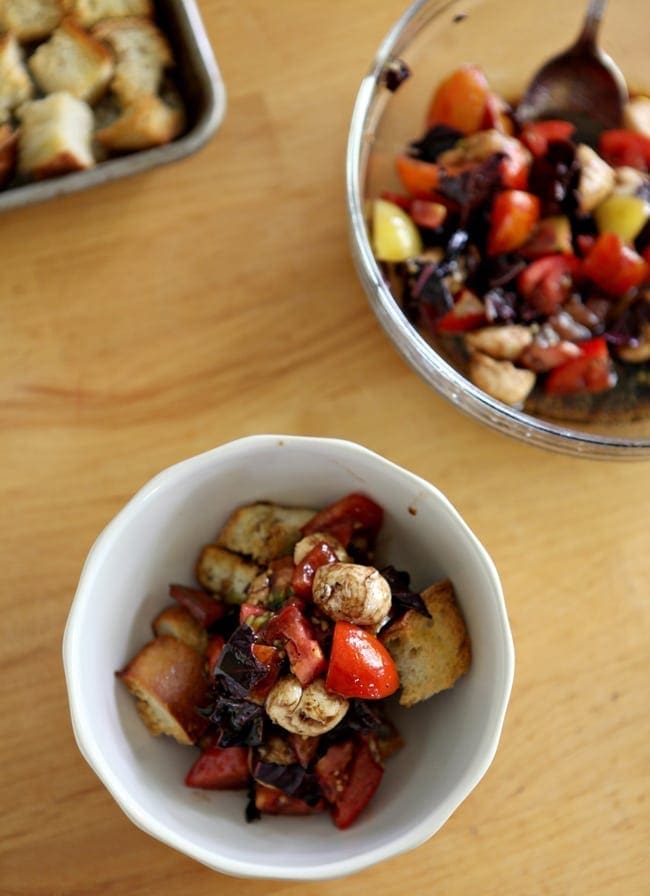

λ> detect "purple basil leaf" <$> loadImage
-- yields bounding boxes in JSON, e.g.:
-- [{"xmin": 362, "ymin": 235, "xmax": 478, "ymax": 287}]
[
  {"xmin": 409, "ymin": 124, "xmax": 463, "ymax": 163},
  {"xmin": 487, "ymin": 255, "xmax": 527, "ymax": 288},
  {"xmin": 412, "ymin": 263, "xmax": 454, "ymax": 320},
  {"xmin": 605, "ymin": 294, "xmax": 650, "ymax": 347},
  {"xmin": 381, "ymin": 565, "xmax": 432, "ymax": 618},
  {"xmin": 252, "ymin": 761, "xmax": 322, "ymax": 807},
  {"xmin": 438, "ymin": 153, "xmax": 504, "ymax": 215},
  {"xmin": 202, "ymin": 687, "xmax": 265, "ymax": 747},
  {"xmin": 216, "ymin": 624, "xmax": 269, "ymax": 696},
  {"xmin": 344, "ymin": 699, "xmax": 385, "ymax": 732},
  {"xmin": 528, "ymin": 140, "xmax": 579, "ymax": 215}
]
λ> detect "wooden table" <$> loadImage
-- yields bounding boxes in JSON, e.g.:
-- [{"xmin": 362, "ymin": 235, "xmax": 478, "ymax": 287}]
[{"xmin": 2, "ymin": 2, "xmax": 648, "ymax": 893}]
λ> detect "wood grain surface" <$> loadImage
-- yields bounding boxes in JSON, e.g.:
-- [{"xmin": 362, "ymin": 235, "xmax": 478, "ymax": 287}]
[{"xmin": 1, "ymin": 2, "xmax": 648, "ymax": 894}]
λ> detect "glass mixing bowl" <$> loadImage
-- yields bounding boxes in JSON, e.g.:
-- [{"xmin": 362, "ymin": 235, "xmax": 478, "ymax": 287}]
[{"xmin": 347, "ymin": 0, "xmax": 649, "ymax": 459}]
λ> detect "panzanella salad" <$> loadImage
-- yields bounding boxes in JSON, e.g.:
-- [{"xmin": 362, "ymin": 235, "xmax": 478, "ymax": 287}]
[
  {"xmin": 117, "ymin": 494, "xmax": 470, "ymax": 828},
  {"xmin": 373, "ymin": 64, "xmax": 650, "ymax": 421}
]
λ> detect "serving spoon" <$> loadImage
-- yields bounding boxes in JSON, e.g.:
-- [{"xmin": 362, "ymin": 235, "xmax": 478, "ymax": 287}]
[{"xmin": 516, "ymin": 0, "xmax": 628, "ymax": 145}]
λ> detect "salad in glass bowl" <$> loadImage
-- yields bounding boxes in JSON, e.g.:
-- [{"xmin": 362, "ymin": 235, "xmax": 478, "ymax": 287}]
[
  {"xmin": 347, "ymin": 0, "xmax": 650, "ymax": 457},
  {"xmin": 371, "ymin": 63, "xmax": 649, "ymax": 423}
]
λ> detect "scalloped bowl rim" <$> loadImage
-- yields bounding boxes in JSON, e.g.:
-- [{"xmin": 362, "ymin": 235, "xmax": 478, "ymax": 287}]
[{"xmin": 63, "ymin": 434, "xmax": 514, "ymax": 880}]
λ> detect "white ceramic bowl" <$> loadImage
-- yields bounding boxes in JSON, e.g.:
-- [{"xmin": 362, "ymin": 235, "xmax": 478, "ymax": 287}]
[{"xmin": 63, "ymin": 435, "xmax": 514, "ymax": 880}]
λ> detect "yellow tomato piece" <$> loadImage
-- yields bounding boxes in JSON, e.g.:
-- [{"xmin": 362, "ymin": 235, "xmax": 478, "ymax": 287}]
[
  {"xmin": 372, "ymin": 199, "xmax": 422, "ymax": 262},
  {"xmin": 594, "ymin": 194, "xmax": 649, "ymax": 243}
]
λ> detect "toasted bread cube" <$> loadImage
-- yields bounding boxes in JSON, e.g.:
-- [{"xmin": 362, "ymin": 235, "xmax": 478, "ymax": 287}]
[
  {"xmin": 116, "ymin": 635, "xmax": 208, "ymax": 744},
  {"xmin": 68, "ymin": 0, "xmax": 153, "ymax": 28},
  {"xmin": 381, "ymin": 580, "xmax": 471, "ymax": 707},
  {"xmin": 0, "ymin": 0, "xmax": 63, "ymax": 42},
  {"xmin": 0, "ymin": 33, "xmax": 33, "ymax": 124},
  {"xmin": 95, "ymin": 93, "xmax": 183, "ymax": 151},
  {"xmin": 28, "ymin": 19, "xmax": 114, "ymax": 105},
  {"xmin": 93, "ymin": 17, "xmax": 173, "ymax": 104},
  {"xmin": 217, "ymin": 502, "xmax": 317, "ymax": 565},
  {"xmin": 0, "ymin": 124, "xmax": 19, "ymax": 187},
  {"xmin": 17, "ymin": 92, "xmax": 94, "ymax": 180},
  {"xmin": 196, "ymin": 544, "xmax": 260, "ymax": 604},
  {"xmin": 469, "ymin": 351, "xmax": 536, "ymax": 406},
  {"xmin": 151, "ymin": 605, "xmax": 208, "ymax": 654}
]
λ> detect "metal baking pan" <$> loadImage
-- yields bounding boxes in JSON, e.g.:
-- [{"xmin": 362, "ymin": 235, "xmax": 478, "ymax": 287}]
[{"xmin": 0, "ymin": 0, "xmax": 226, "ymax": 213}]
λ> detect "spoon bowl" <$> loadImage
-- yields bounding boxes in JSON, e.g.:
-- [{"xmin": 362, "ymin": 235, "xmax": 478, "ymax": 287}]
[{"xmin": 517, "ymin": 0, "xmax": 627, "ymax": 144}]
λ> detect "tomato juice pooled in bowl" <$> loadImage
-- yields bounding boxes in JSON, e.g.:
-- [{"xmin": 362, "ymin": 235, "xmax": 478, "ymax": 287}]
[
  {"xmin": 372, "ymin": 64, "xmax": 650, "ymax": 423},
  {"xmin": 117, "ymin": 492, "xmax": 471, "ymax": 829}
]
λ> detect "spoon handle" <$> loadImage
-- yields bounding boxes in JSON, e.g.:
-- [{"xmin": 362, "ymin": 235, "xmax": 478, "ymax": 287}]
[{"xmin": 577, "ymin": 0, "xmax": 608, "ymax": 47}]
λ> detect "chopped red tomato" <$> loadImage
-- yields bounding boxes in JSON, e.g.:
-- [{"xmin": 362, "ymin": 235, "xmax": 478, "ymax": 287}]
[
  {"xmin": 409, "ymin": 199, "xmax": 447, "ymax": 229},
  {"xmin": 520, "ymin": 120, "xmax": 576, "ymax": 157},
  {"xmin": 436, "ymin": 288, "xmax": 487, "ymax": 332},
  {"xmin": 205, "ymin": 634, "xmax": 225, "ymax": 677},
  {"xmin": 581, "ymin": 233, "xmax": 648, "ymax": 296},
  {"xmin": 291, "ymin": 542, "xmax": 338, "ymax": 598},
  {"xmin": 599, "ymin": 129, "xmax": 650, "ymax": 171},
  {"xmin": 517, "ymin": 254, "xmax": 579, "ymax": 314},
  {"xmin": 254, "ymin": 783, "xmax": 324, "ymax": 816},
  {"xmin": 497, "ymin": 139, "xmax": 531, "ymax": 190},
  {"xmin": 487, "ymin": 190, "xmax": 540, "ymax": 256},
  {"xmin": 331, "ymin": 736, "xmax": 384, "ymax": 830},
  {"xmin": 545, "ymin": 337, "xmax": 617, "ymax": 395},
  {"xmin": 184, "ymin": 745, "xmax": 249, "ymax": 790},
  {"xmin": 301, "ymin": 493, "xmax": 383, "ymax": 549},
  {"xmin": 263, "ymin": 604, "xmax": 326, "ymax": 686},
  {"xmin": 169, "ymin": 584, "xmax": 227, "ymax": 627},
  {"xmin": 426, "ymin": 65, "xmax": 490, "ymax": 134},
  {"xmin": 315, "ymin": 739, "xmax": 356, "ymax": 803},
  {"xmin": 395, "ymin": 154, "xmax": 440, "ymax": 198},
  {"xmin": 249, "ymin": 643, "xmax": 281, "ymax": 701},
  {"xmin": 326, "ymin": 621, "xmax": 399, "ymax": 700}
]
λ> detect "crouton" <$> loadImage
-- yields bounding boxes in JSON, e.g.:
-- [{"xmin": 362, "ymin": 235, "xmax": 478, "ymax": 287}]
[
  {"xmin": 380, "ymin": 580, "xmax": 470, "ymax": 707},
  {"xmin": 576, "ymin": 143, "xmax": 615, "ymax": 213},
  {"xmin": 95, "ymin": 93, "xmax": 183, "ymax": 151},
  {"xmin": 67, "ymin": 0, "xmax": 153, "ymax": 28},
  {"xmin": 0, "ymin": 33, "xmax": 33, "ymax": 125},
  {"xmin": 93, "ymin": 16, "xmax": 173, "ymax": 104},
  {"xmin": 465, "ymin": 325, "xmax": 533, "ymax": 362},
  {"xmin": 0, "ymin": 0, "xmax": 63, "ymax": 42},
  {"xmin": 217, "ymin": 502, "xmax": 317, "ymax": 565},
  {"xmin": 28, "ymin": 19, "xmax": 114, "ymax": 105},
  {"xmin": 151, "ymin": 605, "xmax": 208, "ymax": 654},
  {"xmin": 196, "ymin": 544, "xmax": 260, "ymax": 604},
  {"xmin": 0, "ymin": 124, "xmax": 19, "ymax": 187},
  {"xmin": 17, "ymin": 92, "xmax": 94, "ymax": 179},
  {"xmin": 116, "ymin": 635, "xmax": 208, "ymax": 745},
  {"xmin": 469, "ymin": 351, "xmax": 536, "ymax": 406}
]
